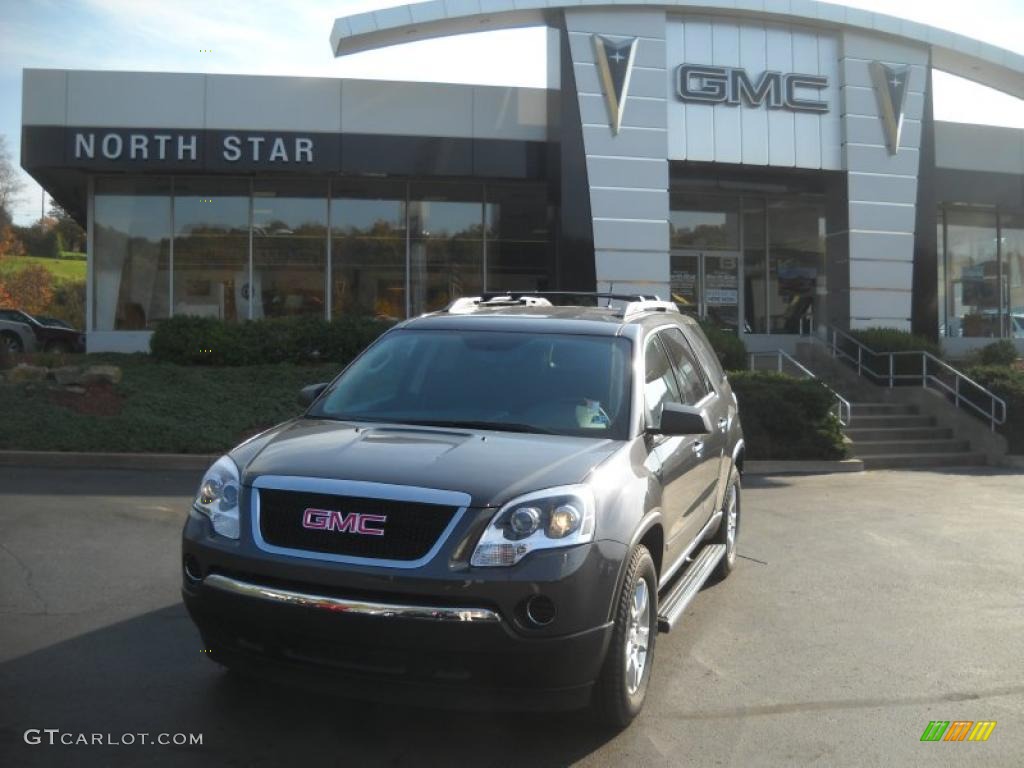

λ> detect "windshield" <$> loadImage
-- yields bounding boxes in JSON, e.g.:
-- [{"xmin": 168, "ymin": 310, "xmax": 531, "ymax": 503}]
[{"xmin": 311, "ymin": 330, "xmax": 634, "ymax": 439}]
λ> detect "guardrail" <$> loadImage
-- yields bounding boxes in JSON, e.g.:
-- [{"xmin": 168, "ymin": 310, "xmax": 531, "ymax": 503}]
[
  {"xmin": 824, "ymin": 326, "xmax": 1007, "ymax": 431},
  {"xmin": 747, "ymin": 349, "xmax": 852, "ymax": 426}
]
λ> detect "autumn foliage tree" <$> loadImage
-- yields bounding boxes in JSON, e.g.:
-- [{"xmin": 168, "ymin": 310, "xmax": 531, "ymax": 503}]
[{"xmin": 1, "ymin": 264, "xmax": 54, "ymax": 313}]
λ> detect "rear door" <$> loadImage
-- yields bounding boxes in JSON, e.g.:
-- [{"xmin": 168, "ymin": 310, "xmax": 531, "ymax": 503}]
[{"xmin": 660, "ymin": 325, "xmax": 725, "ymax": 528}]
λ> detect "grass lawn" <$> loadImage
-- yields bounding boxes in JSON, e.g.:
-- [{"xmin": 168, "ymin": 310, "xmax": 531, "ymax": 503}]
[
  {"xmin": 0, "ymin": 354, "xmax": 342, "ymax": 453},
  {"xmin": 0, "ymin": 255, "xmax": 87, "ymax": 283}
]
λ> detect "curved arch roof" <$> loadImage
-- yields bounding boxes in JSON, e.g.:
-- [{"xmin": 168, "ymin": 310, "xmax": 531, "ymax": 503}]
[{"xmin": 330, "ymin": 0, "xmax": 1024, "ymax": 99}]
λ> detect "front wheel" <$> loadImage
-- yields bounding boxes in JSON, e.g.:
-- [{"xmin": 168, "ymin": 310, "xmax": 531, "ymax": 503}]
[
  {"xmin": 711, "ymin": 466, "xmax": 741, "ymax": 580},
  {"xmin": 1, "ymin": 332, "xmax": 23, "ymax": 354},
  {"xmin": 593, "ymin": 544, "xmax": 658, "ymax": 728}
]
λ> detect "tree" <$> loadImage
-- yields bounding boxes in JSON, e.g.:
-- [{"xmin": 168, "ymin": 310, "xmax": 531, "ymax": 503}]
[
  {"xmin": 47, "ymin": 202, "xmax": 86, "ymax": 253},
  {"xmin": 0, "ymin": 225, "xmax": 24, "ymax": 259},
  {"xmin": 2, "ymin": 264, "xmax": 54, "ymax": 313},
  {"xmin": 0, "ymin": 135, "xmax": 24, "ymax": 229}
]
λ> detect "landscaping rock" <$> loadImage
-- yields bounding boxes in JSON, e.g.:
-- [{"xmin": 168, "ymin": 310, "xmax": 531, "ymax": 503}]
[
  {"xmin": 82, "ymin": 365, "xmax": 123, "ymax": 385},
  {"xmin": 8, "ymin": 364, "xmax": 48, "ymax": 384},
  {"xmin": 63, "ymin": 385, "xmax": 87, "ymax": 395},
  {"xmin": 52, "ymin": 366, "xmax": 85, "ymax": 386}
]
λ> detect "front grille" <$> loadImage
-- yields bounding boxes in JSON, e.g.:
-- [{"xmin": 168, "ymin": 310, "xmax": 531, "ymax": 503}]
[{"xmin": 257, "ymin": 489, "xmax": 459, "ymax": 562}]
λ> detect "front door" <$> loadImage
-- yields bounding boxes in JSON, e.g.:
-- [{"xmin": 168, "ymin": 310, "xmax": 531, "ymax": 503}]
[{"xmin": 670, "ymin": 250, "xmax": 740, "ymax": 332}]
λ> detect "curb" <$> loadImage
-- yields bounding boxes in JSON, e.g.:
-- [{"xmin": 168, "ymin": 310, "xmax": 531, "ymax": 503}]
[
  {"xmin": 0, "ymin": 451, "xmax": 216, "ymax": 472},
  {"xmin": 744, "ymin": 459, "xmax": 865, "ymax": 475}
]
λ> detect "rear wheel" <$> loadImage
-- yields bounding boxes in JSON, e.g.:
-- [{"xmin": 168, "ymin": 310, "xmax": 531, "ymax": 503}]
[
  {"xmin": 711, "ymin": 466, "xmax": 741, "ymax": 580},
  {"xmin": 1, "ymin": 332, "xmax": 23, "ymax": 354},
  {"xmin": 593, "ymin": 544, "xmax": 658, "ymax": 728}
]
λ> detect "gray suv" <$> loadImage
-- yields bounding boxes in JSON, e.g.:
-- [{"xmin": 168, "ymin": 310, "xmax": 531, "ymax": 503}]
[{"xmin": 182, "ymin": 294, "xmax": 745, "ymax": 726}]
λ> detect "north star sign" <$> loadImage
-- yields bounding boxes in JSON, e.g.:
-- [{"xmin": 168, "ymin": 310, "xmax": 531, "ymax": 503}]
[
  {"xmin": 675, "ymin": 65, "xmax": 830, "ymax": 113},
  {"xmin": 72, "ymin": 130, "xmax": 315, "ymax": 163}
]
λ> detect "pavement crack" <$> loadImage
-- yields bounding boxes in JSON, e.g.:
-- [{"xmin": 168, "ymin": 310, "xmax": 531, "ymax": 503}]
[
  {"xmin": 738, "ymin": 554, "xmax": 768, "ymax": 565},
  {"xmin": 0, "ymin": 542, "xmax": 49, "ymax": 614}
]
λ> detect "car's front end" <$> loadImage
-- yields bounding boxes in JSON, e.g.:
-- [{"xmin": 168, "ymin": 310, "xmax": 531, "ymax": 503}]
[
  {"xmin": 182, "ymin": 315, "xmax": 641, "ymax": 709},
  {"xmin": 181, "ymin": 437, "xmax": 628, "ymax": 710}
]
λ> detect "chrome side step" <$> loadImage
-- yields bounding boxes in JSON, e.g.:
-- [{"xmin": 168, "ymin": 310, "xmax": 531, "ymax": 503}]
[{"xmin": 656, "ymin": 544, "xmax": 726, "ymax": 633}]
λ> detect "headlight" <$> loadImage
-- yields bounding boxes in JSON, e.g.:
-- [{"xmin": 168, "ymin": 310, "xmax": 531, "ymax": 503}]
[
  {"xmin": 470, "ymin": 485, "xmax": 595, "ymax": 567},
  {"xmin": 193, "ymin": 455, "xmax": 241, "ymax": 539}
]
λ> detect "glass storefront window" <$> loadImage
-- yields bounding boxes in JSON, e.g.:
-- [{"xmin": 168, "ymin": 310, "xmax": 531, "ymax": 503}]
[
  {"xmin": 409, "ymin": 183, "xmax": 483, "ymax": 315},
  {"xmin": 742, "ymin": 199, "xmax": 767, "ymax": 334},
  {"xmin": 252, "ymin": 180, "xmax": 326, "ymax": 318},
  {"xmin": 944, "ymin": 207, "xmax": 1000, "ymax": 338},
  {"xmin": 93, "ymin": 178, "xmax": 171, "ymax": 330},
  {"xmin": 767, "ymin": 197, "xmax": 826, "ymax": 335},
  {"xmin": 1002, "ymin": 213, "xmax": 1024, "ymax": 339},
  {"xmin": 331, "ymin": 180, "xmax": 407, "ymax": 321},
  {"xmin": 485, "ymin": 185, "xmax": 553, "ymax": 293},
  {"xmin": 670, "ymin": 194, "xmax": 739, "ymax": 250},
  {"xmin": 173, "ymin": 178, "xmax": 250, "ymax": 321}
]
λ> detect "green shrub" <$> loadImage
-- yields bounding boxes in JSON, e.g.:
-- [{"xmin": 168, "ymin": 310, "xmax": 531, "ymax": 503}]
[
  {"xmin": 698, "ymin": 320, "xmax": 747, "ymax": 371},
  {"xmin": 850, "ymin": 327, "xmax": 942, "ymax": 357},
  {"xmin": 976, "ymin": 340, "xmax": 1019, "ymax": 367},
  {"xmin": 58, "ymin": 251, "xmax": 87, "ymax": 261},
  {"xmin": 729, "ymin": 371, "xmax": 846, "ymax": 460},
  {"xmin": 965, "ymin": 365, "xmax": 1024, "ymax": 454},
  {"xmin": 150, "ymin": 315, "xmax": 393, "ymax": 366}
]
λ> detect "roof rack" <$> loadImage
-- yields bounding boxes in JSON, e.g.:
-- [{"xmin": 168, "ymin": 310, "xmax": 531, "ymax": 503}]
[
  {"xmin": 444, "ymin": 292, "xmax": 680, "ymax": 319},
  {"xmin": 444, "ymin": 295, "xmax": 553, "ymax": 314}
]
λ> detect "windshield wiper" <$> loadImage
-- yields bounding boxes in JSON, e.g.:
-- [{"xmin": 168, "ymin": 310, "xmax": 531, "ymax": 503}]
[{"xmin": 398, "ymin": 419, "xmax": 554, "ymax": 435}]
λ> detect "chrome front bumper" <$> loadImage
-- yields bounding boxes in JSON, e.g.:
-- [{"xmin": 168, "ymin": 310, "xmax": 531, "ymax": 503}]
[{"xmin": 201, "ymin": 573, "xmax": 502, "ymax": 624}]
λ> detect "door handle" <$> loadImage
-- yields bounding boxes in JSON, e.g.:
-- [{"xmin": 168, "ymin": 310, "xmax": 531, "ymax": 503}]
[
  {"xmin": 717, "ymin": 417, "xmax": 729, "ymax": 432},
  {"xmin": 692, "ymin": 440, "xmax": 704, "ymax": 457}
]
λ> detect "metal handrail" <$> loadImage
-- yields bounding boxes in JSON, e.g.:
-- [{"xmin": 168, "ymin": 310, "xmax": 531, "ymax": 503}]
[
  {"xmin": 823, "ymin": 326, "xmax": 1007, "ymax": 431},
  {"xmin": 748, "ymin": 349, "xmax": 852, "ymax": 426}
]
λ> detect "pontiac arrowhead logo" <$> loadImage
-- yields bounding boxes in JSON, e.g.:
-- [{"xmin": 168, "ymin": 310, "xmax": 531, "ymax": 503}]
[
  {"xmin": 593, "ymin": 35, "xmax": 638, "ymax": 135},
  {"xmin": 870, "ymin": 61, "xmax": 910, "ymax": 154}
]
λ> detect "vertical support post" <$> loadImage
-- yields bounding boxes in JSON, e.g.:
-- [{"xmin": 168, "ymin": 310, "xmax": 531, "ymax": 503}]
[
  {"xmin": 889, "ymin": 354, "xmax": 894, "ymax": 388},
  {"xmin": 955, "ymin": 376, "xmax": 960, "ymax": 410},
  {"xmin": 857, "ymin": 345, "xmax": 862, "ymax": 376},
  {"xmin": 990, "ymin": 399, "xmax": 996, "ymax": 432},
  {"xmin": 921, "ymin": 354, "xmax": 927, "ymax": 388}
]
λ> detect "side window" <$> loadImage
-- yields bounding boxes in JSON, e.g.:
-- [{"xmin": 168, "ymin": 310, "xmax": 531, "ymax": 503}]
[
  {"xmin": 644, "ymin": 336, "xmax": 681, "ymax": 428},
  {"xmin": 661, "ymin": 327, "xmax": 711, "ymax": 406}
]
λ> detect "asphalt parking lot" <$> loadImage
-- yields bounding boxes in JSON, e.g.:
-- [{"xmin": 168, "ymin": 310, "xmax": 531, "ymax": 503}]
[{"xmin": 1, "ymin": 465, "xmax": 1022, "ymax": 767}]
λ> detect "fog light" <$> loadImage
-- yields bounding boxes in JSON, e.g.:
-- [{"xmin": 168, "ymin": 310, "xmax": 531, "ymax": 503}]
[
  {"xmin": 525, "ymin": 595, "xmax": 556, "ymax": 627},
  {"xmin": 183, "ymin": 555, "xmax": 202, "ymax": 584}
]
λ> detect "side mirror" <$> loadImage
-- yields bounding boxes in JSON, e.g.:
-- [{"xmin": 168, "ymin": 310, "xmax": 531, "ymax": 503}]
[
  {"xmin": 651, "ymin": 402, "xmax": 711, "ymax": 436},
  {"xmin": 298, "ymin": 382, "xmax": 329, "ymax": 408}
]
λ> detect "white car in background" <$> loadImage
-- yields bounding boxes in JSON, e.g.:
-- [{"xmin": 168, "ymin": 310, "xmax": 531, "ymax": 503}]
[{"xmin": 0, "ymin": 310, "xmax": 38, "ymax": 354}]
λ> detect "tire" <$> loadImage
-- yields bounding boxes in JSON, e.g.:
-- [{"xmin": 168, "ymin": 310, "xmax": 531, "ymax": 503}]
[
  {"xmin": 1, "ymin": 332, "xmax": 23, "ymax": 354},
  {"xmin": 711, "ymin": 465, "xmax": 741, "ymax": 581},
  {"xmin": 593, "ymin": 544, "xmax": 658, "ymax": 728}
]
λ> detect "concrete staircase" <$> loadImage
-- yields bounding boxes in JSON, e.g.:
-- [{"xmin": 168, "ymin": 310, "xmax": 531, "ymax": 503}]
[
  {"xmin": 791, "ymin": 341, "xmax": 993, "ymax": 470},
  {"xmin": 844, "ymin": 402, "xmax": 986, "ymax": 469}
]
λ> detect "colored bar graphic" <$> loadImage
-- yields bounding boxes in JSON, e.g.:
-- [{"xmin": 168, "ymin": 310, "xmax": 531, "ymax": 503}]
[
  {"xmin": 968, "ymin": 721, "xmax": 997, "ymax": 742},
  {"xmin": 944, "ymin": 721, "xmax": 973, "ymax": 741},
  {"xmin": 921, "ymin": 721, "xmax": 949, "ymax": 742},
  {"xmin": 920, "ymin": 720, "xmax": 996, "ymax": 742}
]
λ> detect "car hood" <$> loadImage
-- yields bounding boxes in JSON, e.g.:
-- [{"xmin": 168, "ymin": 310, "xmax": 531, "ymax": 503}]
[{"xmin": 233, "ymin": 418, "xmax": 622, "ymax": 508}]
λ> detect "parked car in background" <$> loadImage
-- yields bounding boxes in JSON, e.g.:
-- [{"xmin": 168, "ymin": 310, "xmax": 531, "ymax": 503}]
[{"xmin": 0, "ymin": 309, "xmax": 85, "ymax": 353}]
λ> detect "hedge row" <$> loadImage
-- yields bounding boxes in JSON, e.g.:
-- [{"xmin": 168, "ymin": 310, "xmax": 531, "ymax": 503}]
[
  {"xmin": 697, "ymin": 320, "xmax": 747, "ymax": 372},
  {"xmin": 965, "ymin": 365, "xmax": 1024, "ymax": 454},
  {"xmin": 150, "ymin": 315, "xmax": 393, "ymax": 366},
  {"xmin": 728, "ymin": 371, "xmax": 846, "ymax": 460}
]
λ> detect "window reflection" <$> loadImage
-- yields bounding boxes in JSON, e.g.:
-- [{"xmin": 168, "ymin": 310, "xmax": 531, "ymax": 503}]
[
  {"xmin": 485, "ymin": 184, "xmax": 553, "ymax": 293},
  {"xmin": 944, "ymin": 208, "xmax": 1000, "ymax": 338},
  {"xmin": 742, "ymin": 199, "xmax": 767, "ymax": 334},
  {"xmin": 173, "ymin": 179, "xmax": 250, "ymax": 321},
  {"xmin": 670, "ymin": 194, "xmax": 739, "ymax": 250},
  {"xmin": 1001, "ymin": 213, "xmax": 1024, "ymax": 339},
  {"xmin": 252, "ymin": 180, "xmax": 326, "ymax": 318},
  {"xmin": 331, "ymin": 180, "xmax": 407, "ymax": 321},
  {"xmin": 93, "ymin": 178, "xmax": 171, "ymax": 331},
  {"xmin": 409, "ymin": 183, "xmax": 483, "ymax": 315},
  {"xmin": 768, "ymin": 197, "xmax": 826, "ymax": 335}
]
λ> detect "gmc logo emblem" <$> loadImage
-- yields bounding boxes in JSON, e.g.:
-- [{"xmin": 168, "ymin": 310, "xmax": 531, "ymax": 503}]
[
  {"xmin": 302, "ymin": 508, "xmax": 386, "ymax": 536},
  {"xmin": 675, "ymin": 65, "xmax": 829, "ymax": 113}
]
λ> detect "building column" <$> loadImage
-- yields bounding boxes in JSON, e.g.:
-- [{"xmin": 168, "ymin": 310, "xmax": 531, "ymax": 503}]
[
  {"xmin": 562, "ymin": 8, "xmax": 671, "ymax": 299},
  {"xmin": 838, "ymin": 32, "xmax": 929, "ymax": 331}
]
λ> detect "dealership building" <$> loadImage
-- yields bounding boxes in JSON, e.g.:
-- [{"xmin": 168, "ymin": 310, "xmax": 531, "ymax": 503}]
[{"xmin": 20, "ymin": 0, "xmax": 1024, "ymax": 354}]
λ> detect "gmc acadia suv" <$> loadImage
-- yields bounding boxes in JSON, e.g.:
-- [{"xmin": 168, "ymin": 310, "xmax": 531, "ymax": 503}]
[{"xmin": 182, "ymin": 294, "xmax": 745, "ymax": 726}]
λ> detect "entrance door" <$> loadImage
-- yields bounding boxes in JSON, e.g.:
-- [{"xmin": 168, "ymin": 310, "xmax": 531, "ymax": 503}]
[{"xmin": 670, "ymin": 250, "xmax": 740, "ymax": 331}]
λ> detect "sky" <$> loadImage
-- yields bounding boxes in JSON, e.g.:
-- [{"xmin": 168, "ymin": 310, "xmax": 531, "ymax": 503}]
[{"xmin": 2, "ymin": 0, "xmax": 1023, "ymax": 225}]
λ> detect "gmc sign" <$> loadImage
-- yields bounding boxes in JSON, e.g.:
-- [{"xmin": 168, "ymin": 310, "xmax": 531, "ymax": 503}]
[{"xmin": 675, "ymin": 65, "xmax": 829, "ymax": 113}]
